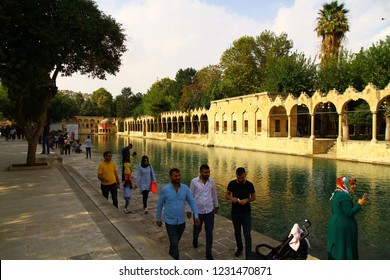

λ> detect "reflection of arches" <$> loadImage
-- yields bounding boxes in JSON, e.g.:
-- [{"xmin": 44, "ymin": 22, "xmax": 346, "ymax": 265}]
[
  {"xmin": 269, "ymin": 106, "xmax": 287, "ymax": 137},
  {"xmin": 314, "ymin": 102, "xmax": 338, "ymax": 138}
]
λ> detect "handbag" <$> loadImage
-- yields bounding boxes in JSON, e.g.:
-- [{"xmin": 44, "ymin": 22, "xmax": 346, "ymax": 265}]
[
  {"xmin": 149, "ymin": 165, "xmax": 157, "ymax": 194},
  {"xmin": 150, "ymin": 180, "xmax": 157, "ymax": 194}
]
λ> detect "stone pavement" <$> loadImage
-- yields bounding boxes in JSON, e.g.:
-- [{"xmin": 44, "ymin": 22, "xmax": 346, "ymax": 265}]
[{"xmin": 0, "ymin": 139, "xmax": 315, "ymax": 260}]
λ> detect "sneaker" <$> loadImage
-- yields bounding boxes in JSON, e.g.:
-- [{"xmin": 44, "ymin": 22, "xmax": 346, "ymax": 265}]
[
  {"xmin": 192, "ymin": 239, "xmax": 198, "ymax": 248},
  {"xmin": 123, "ymin": 208, "xmax": 128, "ymax": 213},
  {"xmin": 144, "ymin": 208, "xmax": 148, "ymax": 214},
  {"xmin": 206, "ymin": 253, "xmax": 214, "ymax": 260}
]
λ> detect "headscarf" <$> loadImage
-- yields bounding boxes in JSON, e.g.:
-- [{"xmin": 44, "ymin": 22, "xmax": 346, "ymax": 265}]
[
  {"xmin": 329, "ymin": 176, "xmax": 355, "ymax": 201},
  {"xmin": 140, "ymin": 155, "xmax": 150, "ymax": 168}
]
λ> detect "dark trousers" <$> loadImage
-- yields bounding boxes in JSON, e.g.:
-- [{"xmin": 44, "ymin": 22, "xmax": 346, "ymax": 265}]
[
  {"xmin": 86, "ymin": 147, "xmax": 91, "ymax": 158},
  {"xmin": 232, "ymin": 212, "xmax": 252, "ymax": 258},
  {"xmin": 101, "ymin": 183, "xmax": 118, "ymax": 208},
  {"xmin": 165, "ymin": 223, "xmax": 186, "ymax": 260},
  {"xmin": 142, "ymin": 190, "xmax": 150, "ymax": 209},
  {"xmin": 64, "ymin": 144, "xmax": 70, "ymax": 155},
  {"xmin": 41, "ymin": 135, "xmax": 50, "ymax": 154},
  {"xmin": 193, "ymin": 211, "xmax": 215, "ymax": 255}
]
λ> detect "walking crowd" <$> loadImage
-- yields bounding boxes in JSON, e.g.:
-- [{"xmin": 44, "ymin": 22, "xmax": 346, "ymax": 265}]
[
  {"xmin": 97, "ymin": 142, "xmax": 368, "ymax": 261},
  {"xmin": 97, "ymin": 143, "xmax": 257, "ymax": 260}
]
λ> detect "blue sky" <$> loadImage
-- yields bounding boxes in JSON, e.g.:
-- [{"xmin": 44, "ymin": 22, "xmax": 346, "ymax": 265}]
[{"xmin": 57, "ymin": 0, "xmax": 390, "ymax": 95}]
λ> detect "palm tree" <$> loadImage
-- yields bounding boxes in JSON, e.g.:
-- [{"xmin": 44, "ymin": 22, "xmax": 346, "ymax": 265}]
[{"xmin": 315, "ymin": 0, "xmax": 350, "ymax": 64}]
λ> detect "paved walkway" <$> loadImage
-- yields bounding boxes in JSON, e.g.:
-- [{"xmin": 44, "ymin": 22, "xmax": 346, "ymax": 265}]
[{"xmin": 0, "ymin": 139, "xmax": 315, "ymax": 260}]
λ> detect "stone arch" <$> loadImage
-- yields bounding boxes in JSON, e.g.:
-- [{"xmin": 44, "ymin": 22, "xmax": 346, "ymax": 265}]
[
  {"xmin": 185, "ymin": 115, "xmax": 191, "ymax": 133},
  {"xmin": 313, "ymin": 101, "xmax": 338, "ymax": 138},
  {"xmin": 343, "ymin": 99, "xmax": 372, "ymax": 141},
  {"xmin": 178, "ymin": 116, "xmax": 184, "ymax": 133},
  {"xmin": 192, "ymin": 115, "xmax": 199, "ymax": 134},
  {"xmin": 200, "ymin": 114, "xmax": 208, "ymax": 134},
  {"xmin": 255, "ymin": 108, "xmax": 262, "ymax": 134},
  {"xmin": 242, "ymin": 110, "xmax": 249, "ymax": 134},
  {"xmin": 269, "ymin": 105, "xmax": 287, "ymax": 137},
  {"xmin": 291, "ymin": 104, "xmax": 310, "ymax": 137},
  {"xmin": 231, "ymin": 112, "xmax": 237, "ymax": 133},
  {"xmin": 214, "ymin": 112, "xmax": 219, "ymax": 133},
  {"xmin": 167, "ymin": 117, "xmax": 172, "ymax": 133},
  {"xmin": 172, "ymin": 116, "xmax": 178, "ymax": 133},
  {"xmin": 377, "ymin": 95, "xmax": 390, "ymax": 141},
  {"xmin": 222, "ymin": 113, "xmax": 228, "ymax": 133}
]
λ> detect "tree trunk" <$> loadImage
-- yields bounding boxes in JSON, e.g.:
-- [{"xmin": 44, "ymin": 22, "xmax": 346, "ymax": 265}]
[{"xmin": 14, "ymin": 86, "xmax": 54, "ymax": 165}]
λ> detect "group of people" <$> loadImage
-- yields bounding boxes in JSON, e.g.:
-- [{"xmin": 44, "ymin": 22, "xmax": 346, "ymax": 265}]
[
  {"xmin": 97, "ymin": 143, "xmax": 256, "ymax": 260},
  {"xmin": 97, "ymin": 143, "xmax": 368, "ymax": 261},
  {"xmin": 0, "ymin": 125, "xmax": 23, "ymax": 140}
]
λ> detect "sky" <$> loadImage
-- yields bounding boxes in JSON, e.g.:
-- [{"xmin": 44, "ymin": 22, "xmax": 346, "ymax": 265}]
[{"xmin": 56, "ymin": 0, "xmax": 390, "ymax": 96}]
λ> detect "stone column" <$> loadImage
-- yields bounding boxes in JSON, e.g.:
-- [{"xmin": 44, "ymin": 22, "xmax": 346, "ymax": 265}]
[
  {"xmin": 386, "ymin": 113, "xmax": 390, "ymax": 141},
  {"xmin": 287, "ymin": 115, "xmax": 292, "ymax": 139},
  {"xmin": 371, "ymin": 112, "xmax": 377, "ymax": 142},
  {"xmin": 310, "ymin": 114, "xmax": 315, "ymax": 139}
]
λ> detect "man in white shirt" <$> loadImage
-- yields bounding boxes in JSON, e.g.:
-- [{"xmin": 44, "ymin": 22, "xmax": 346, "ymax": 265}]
[
  {"xmin": 186, "ymin": 164, "xmax": 219, "ymax": 260},
  {"xmin": 85, "ymin": 135, "xmax": 92, "ymax": 158}
]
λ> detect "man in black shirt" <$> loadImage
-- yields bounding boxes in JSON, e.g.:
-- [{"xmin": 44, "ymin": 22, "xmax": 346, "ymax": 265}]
[{"xmin": 225, "ymin": 167, "xmax": 256, "ymax": 259}]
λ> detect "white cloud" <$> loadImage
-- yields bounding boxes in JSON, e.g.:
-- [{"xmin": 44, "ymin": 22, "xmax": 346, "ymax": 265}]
[{"xmin": 56, "ymin": 0, "xmax": 390, "ymax": 96}]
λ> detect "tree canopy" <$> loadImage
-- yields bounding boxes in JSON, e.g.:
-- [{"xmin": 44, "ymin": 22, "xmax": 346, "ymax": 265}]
[{"xmin": 0, "ymin": 0, "xmax": 127, "ymax": 164}]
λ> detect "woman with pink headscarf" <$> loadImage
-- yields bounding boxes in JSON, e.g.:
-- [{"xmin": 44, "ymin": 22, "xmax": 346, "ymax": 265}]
[{"xmin": 327, "ymin": 176, "xmax": 367, "ymax": 259}]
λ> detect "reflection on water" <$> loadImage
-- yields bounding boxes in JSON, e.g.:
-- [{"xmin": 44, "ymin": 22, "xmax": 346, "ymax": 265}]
[{"xmin": 82, "ymin": 135, "xmax": 390, "ymax": 260}]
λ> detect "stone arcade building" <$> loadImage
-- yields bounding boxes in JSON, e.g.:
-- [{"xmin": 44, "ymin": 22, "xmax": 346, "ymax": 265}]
[{"xmin": 85, "ymin": 84, "xmax": 390, "ymax": 165}]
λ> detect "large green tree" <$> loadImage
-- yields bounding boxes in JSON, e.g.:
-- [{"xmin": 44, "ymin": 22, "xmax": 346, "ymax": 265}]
[
  {"xmin": 219, "ymin": 30, "xmax": 293, "ymax": 96},
  {"xmin": 0, "ymin": 0, "xmax": 126, "ymax": 165},
  {"xmin": 91, "ymin": 88, "xmax": 114, "ymax": 117},
  {"xmin": 259, "ymin": 51, "xmax": 317, "ymax": 95},
  {"xmin": 47, "ymin": 93, "xmax": 79, "ymax": 122},
  {"xmin": 353, "ymin": 36, "xmax": 390, "ymax": 89},
  {"xmin": 115, "ymin": 87, "xmax": 144, "ymax": 118},
  {"xmin": 80, "ymin": 99, "xmax": 98, "ymax": 116},
  {"xmin": 219, "ymin": 35, "xmax": 260, "ymax": 96},
  {"xmin": 179, "ymin": 65, "xmax": 224, "ymax": 110},
  {"xmin": 315, "ymin": 48, "xmax": 355, "ymax": 93},
  {"xmin": 315, "ymin": 0, "xmax": 350, "ymax": 64},
  {"xmin": 143, "ymin": 78, "xmax": 176, "ymax": 117},
  {"xmin": 172, "ymin": 68, "xmax": 197, "ymax": 110}
]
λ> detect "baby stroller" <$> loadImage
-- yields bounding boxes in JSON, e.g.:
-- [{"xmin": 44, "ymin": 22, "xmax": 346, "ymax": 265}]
[{"xmin": 251, "ymin": 219, "xmax": 311, "ymax": 260}]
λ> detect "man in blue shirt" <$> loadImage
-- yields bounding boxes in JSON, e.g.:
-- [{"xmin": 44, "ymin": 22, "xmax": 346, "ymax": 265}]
[{"xmin": 156, "ymin": 168, "xmax": 200, "ymax": 260}]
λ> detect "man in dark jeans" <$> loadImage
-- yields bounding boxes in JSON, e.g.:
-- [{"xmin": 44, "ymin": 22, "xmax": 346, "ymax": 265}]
[
  {"xmin": 156, "ymin": 168, "xmax": 200, "ymax": 260},
  {"xmin": 187, "ymin": 164, "xmax": 219, "ymax": 260},
  {"xmin": 225, "ymin": 167, "xmax": 256, "ymax": 259},
  {"xmin": 98, "ymin": 151, "xmax": 120, "ymax": 208},
  {"xmin": 41, "ymin": 120, "xmax": 50, "ymax": 154}
]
